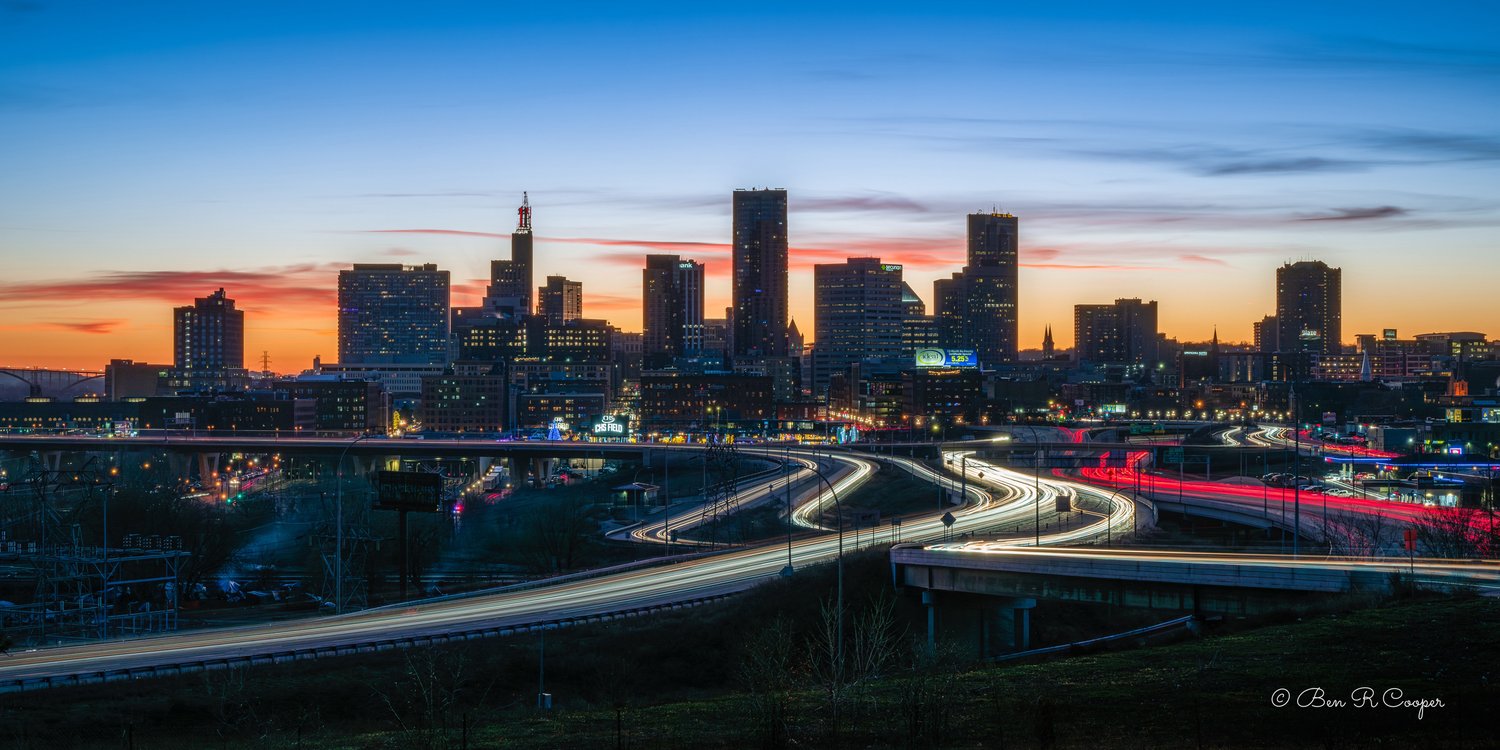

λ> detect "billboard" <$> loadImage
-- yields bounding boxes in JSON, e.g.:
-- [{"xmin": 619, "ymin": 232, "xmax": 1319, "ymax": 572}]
[
  {"xmin": 374, "ymin": 470, "xmax": 444, "ymax": 512},
  {"xmin": 914, "ymin": 348, "xmax": 979, "ymax": 369},
  {"xmin": 592, "ymin": 414, "xmax": 630, "ymax": 436}
]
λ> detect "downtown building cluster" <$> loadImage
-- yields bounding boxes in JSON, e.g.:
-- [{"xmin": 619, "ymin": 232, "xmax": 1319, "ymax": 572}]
[{"xmin": 1, "ymin": 190, "xmax": 1498, "ymax": 458}]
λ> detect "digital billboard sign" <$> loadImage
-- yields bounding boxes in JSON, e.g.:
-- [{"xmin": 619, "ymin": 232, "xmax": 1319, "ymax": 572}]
[
  {"xmin": 592, "ymin": 414, "xmax": 630, "ymax": 436},
  {"xmin": 914, "ymin": 348, "xmax": 979, "ymax": 369}
]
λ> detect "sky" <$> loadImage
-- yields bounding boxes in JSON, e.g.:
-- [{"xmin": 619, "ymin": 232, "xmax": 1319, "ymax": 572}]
[{"xmin": 2, "ymin": 1, "xmax": 1498, "ymax": 371}]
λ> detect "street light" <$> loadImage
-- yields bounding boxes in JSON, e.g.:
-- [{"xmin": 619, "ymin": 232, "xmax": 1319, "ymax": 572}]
[{"xmin": 802, "ymin": 461, "xmax": 846, "ymax": 676}]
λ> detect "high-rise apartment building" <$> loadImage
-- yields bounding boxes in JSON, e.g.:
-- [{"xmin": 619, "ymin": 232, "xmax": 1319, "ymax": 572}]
[
  {"xmin": 538, "ymin": 275, "xmax": 583, "ymax": 325},
  {"xmin": 485, "ymin": 194, "xmax": 535, "ymax": 315},
  {"xmin": 1275, "ymin": 261, "xmax": 1341, "ymax": 356},
  {"xmin": 174, "ymin": 288, "xmax": 245, "ymax": 373},
  {"xmin": 337, "ymin": 263, "xmax": 450, "ymax": 365},
  {"xmin": 642, "ymin": 254, "xmax": 705, "ymax": 364},
  {"xmin": 1073, "ymin": 298, "xmax": 1160, "ymax": 369},
  {"xmin": 731, "ymin": 188, "xmax": 788, "ymax": 359},
  {"xmin": 812, "ymin": 258, "xmax": 904, "ymax": 393}
]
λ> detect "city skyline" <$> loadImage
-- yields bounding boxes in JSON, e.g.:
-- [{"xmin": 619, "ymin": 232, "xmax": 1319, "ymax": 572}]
[{"xmin": 3, "ymin": 2, "xmax": 1499, "ymax": 370}]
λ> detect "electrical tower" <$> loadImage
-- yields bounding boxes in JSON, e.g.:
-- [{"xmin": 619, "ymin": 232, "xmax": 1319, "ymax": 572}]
[{"xmin": 698, "ymin": 440, "xmax": 741, "ymax": 546}]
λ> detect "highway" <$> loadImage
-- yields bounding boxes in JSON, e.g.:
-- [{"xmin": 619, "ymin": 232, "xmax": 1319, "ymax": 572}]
[
  {"xmin": 1070, "ymin": 451, "xmax": 1485, "ymax": 554},
  {"xmin": 614, "ymin": 448, "xmax": 875, "ymax": 545},
  {"xmin": 0, "ymin": 447, "xmax": 1125, "ymax": 689}
]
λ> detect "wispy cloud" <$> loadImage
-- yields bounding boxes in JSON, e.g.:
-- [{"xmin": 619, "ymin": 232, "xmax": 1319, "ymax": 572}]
[
  {"xmin": 0, "ymin": 265, "xmax": 340, "ymax": 312},
  {"xmin": 41, "ymin": 319, "xmax": 124, "ymax": 335},
  {"xmin": 1295, "ymin": 206, "xmax": 1408, "ymax": 222},
  {"xmin": 1179, "ymin": 254, "xmax": 1230, "ymax": 266},
  {"xmin": 365, "ymin": 228, "xmax": 509, "ymax": 239}
]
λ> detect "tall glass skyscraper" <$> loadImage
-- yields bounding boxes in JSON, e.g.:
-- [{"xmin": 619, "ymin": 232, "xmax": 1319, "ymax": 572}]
[
  {"xmin": 338, "ymin": 263, "xmax": 451, "ymax": 364},
  {"xmin": 1276, "ymin": 260, "xmax": 1342, "ymax": 356},
  {"xmin": 731, "ymin": 188, "xmax": 789, "ymax": 359}
]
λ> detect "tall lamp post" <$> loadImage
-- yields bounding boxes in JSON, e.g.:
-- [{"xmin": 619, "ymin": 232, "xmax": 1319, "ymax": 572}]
[
  {"xmin": 334, "ymin": 432, "xmax": 371, "ymax": 615},
  {"xmin": 803, "ymin": 462, "xmax": 846, "ymax": 676}
]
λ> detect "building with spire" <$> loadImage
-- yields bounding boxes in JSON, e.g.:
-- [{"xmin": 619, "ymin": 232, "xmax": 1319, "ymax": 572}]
[
  {"xmin": 484, "ymin": 193, "xmax": 535, "ymax": 316},
  {"xmin": 1042, "ymin": 325, "xmax": 1055, "ymax": 360}
]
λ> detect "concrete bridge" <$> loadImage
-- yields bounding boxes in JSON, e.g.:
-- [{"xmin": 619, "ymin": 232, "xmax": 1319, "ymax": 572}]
[{"xmin": 891, "ymin": 545, "xmax": 1500, "ymax": 658}]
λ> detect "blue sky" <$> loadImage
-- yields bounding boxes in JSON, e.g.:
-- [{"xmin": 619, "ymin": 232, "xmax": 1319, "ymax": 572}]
[{"xmin": 2, "ymin": 1, "xmax": 1497, "ymax": 368}]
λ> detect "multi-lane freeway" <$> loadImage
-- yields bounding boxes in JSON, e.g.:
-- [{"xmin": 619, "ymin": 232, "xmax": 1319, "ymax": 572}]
[{"xmin": 0, "ymin": 444, "xmax": 1129, "ymax": 690}]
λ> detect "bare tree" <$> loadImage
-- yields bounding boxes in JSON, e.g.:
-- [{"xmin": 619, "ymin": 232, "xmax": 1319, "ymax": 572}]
[
  {"xmin": 739, "ymin": 614, "xmax": 801, "ymax": 749},
  {"xmin": 896, "ymin": 639, "xmax": 963, "ymax": 748},
  {"xmin": 373, "ymin": 646, "xmax": 468, "ymax": 750},
  {"xmin": 1416, "ymin": 506, "xmax": 1489, "ymax": 558},
  {"xmin": 512, "ymin": 494, "xmax": 597, "ymax": 574}
]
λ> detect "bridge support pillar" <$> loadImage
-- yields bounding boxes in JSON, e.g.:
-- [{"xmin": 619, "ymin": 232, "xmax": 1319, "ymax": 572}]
[
  {"xmin": 986, "ymin": 597, "xmax": 1036, "ymax": 655},
  {"xmin": 923, "ymin": 591, "xmax": 1036, "ymax": 659},
  {"xmin": 197, "ymin": 453, "xmax": 220, "ymax": 482}
]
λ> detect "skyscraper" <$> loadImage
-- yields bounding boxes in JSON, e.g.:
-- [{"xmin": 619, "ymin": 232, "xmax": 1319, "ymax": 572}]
[
  {"xmin": 731, "ymin": 188, "xmax": 788, "ymax": 359},
  {"xmin": 174, "ymin": 288, "xmax": 245, "ymax": 373},
  {"xmin": 1276, "ymin": 261, "xmax": 1342, "ymax": 355},
  {"xmin": 930, "ymin": 213, "xmax": 1020, "ymax": 366},
  {"xmin": 813, "ymin": 258, "xmax": 904, "ymax": 393},
  {"xmin": 962, "ymin": 212, "xmax": 1020, "ymax": 366},
  {"xmin": 485, "ymin": 193, "xmax": 535, "ymax": 316},
  {"xmin": 538, "ymin": 275, "xmax": 583, "ymax": 325},
  {"xmin": 338, "ymin": 263, "xmax": 451, "ymax": 365},
  {"xmin": 642, "ymin": 254, "xmax": 706, "ymax": 365}
]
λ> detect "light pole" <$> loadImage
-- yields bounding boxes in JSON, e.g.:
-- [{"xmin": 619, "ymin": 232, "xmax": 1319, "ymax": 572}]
[
  {"xmin": 803, "ymin": 462, "xmax": 846, "ymax": 678},
  {"xmin": 334, "ymin": 432, "xmax": 371, "ymax": 615}
]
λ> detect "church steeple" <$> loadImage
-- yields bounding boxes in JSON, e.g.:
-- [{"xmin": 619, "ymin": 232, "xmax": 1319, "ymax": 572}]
[{"xmin": 1042, "ymin": 325, "xmax": 1055, "ymax": 359}]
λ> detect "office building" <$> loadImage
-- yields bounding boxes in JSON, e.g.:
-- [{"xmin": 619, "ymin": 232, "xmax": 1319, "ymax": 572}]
[
  {"xmin": 538, "ymin": 275, "xmax": 582, "ymax": 325},
  {"xmin": 642, "ymin": 254, "xmax": 705, "ymax": 364},
  {"xmin": 1253, "ymin": 315, "xmax": 1279, "ymax": 353},
  {"xmin": 1074, "ymin": 298, "xmax": 1161, "ymax": 370},
  {"xmin": 901, "ymin": 283, "xmax": 939, "ymax": 358},
  {"xmin": 813, "ymin": 258, "xmax": 904, "ymax": 393},
  {"xmin": 337, "ymin": 263, "xmax": 450, "ymax": 365},
  {"xmin": 419, "ymin": 362, "xmax": 509, "ymax": 434},
  {"xmin": 1276, "ymin": 260, "xmax": 1342, "ymax": 356},
  {"xmin": 731, "ymin": 188, "xmax": 789, "ymax": 359}
]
